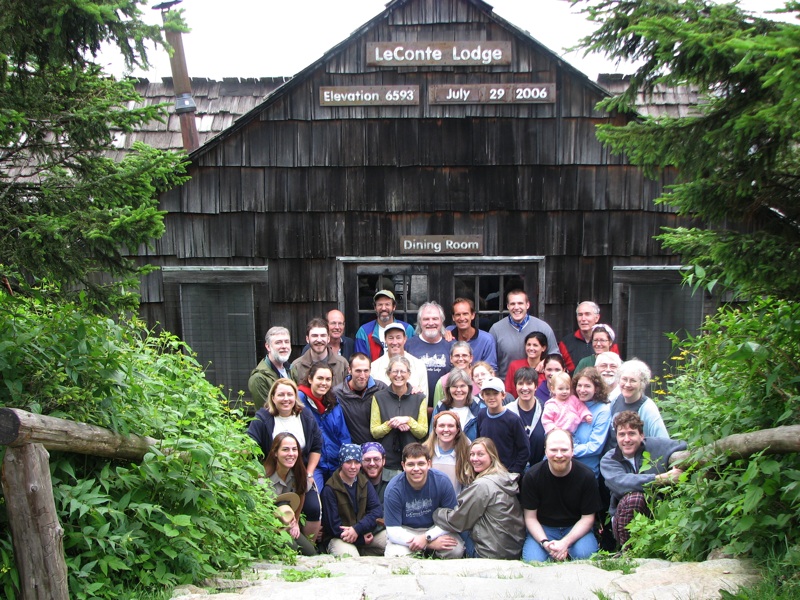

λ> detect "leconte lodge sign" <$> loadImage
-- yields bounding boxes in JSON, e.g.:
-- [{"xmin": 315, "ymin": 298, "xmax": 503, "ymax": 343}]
[{"xmin": 319, "ymin": 42, "xmax": 556, "ymax": 107}]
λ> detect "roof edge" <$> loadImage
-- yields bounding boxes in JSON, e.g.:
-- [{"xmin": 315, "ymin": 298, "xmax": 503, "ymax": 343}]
[{"xmin": 188, "ymin": 0, "xmax": 614, "ymax": 160}]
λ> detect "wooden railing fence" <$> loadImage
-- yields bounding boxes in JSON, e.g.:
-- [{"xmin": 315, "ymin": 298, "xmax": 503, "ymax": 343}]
[{"xmin": 0, "ymin": 408, "xmax": 158, "ymax": 600}]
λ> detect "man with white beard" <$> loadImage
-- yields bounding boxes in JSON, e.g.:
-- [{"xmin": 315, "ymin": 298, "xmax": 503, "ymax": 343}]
[
  {"xmin": 594, "ymin": 352, "xmax": 622, "ymax": 400},
  {"xmin": 248, "ymin": 326, "xmax": 294, "ymax": 406},
  {"xmin": 405, "ymin": 302, "xmax": 454, "ymax": 409}
]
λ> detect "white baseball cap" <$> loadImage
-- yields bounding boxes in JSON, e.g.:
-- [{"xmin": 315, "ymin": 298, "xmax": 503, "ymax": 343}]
[{"xmin": 480, "ymin": 377, "xmax": 505, "ymax": 393}]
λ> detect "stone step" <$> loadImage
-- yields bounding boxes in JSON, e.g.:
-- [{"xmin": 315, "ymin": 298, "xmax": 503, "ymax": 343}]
[{"xmin": 174, "ymin": 555, "xmax": 760, "ymax": 600}]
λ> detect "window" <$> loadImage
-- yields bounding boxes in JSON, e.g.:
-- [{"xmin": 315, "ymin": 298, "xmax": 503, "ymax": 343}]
[
  {"xmin": 613, "ymin": 266, "xmax": 715, "ymax": 376},
  {"xmin": 339, "ymin": 257, "xmax": 544, "ymax": 332},
  {"xmin": 356, "ymin": 271, "xmax": 428, "ymax": 327},
  {"xmin": 162, "ymin": 267, "xmax": 268, "ymax": 400},
  {"xmin": 453, "ymin": 270, "xmax": 528, "ymax": 330},
  {"xmin": 180, "ymin": 283, "xmax": 255, "ymax": 398}
]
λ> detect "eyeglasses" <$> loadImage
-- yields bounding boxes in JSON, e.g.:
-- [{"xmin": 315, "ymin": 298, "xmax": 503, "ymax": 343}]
[
  {"xmin": 389, "ymin": 370, "xmax": 409, "ymax": 376},
  {"xmin": 362, "ymin": 457, "xmax": 383, "ymax": 464}
]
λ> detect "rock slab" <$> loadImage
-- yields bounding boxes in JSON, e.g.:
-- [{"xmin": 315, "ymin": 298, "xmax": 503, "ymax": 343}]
[{"xmin": 174, "ymin": 555, "xmax": 760, "ymax": 600}]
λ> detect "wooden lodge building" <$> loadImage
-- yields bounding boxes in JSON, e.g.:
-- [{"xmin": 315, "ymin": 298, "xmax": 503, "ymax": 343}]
[{"xmin": 132, "ymin": 0, "xmax": 709, "ymax": 398}]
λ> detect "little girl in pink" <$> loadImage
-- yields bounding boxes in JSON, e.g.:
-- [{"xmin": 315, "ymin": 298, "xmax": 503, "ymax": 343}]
[{"xmin": 541, "ymin": 372, "xmax": 593, "ymax": 433}]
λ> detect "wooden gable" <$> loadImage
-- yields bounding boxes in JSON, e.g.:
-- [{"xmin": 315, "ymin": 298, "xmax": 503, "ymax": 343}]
[{"xmin": 138, "ymin": 0, "xmax": 690, "ymax": 380}]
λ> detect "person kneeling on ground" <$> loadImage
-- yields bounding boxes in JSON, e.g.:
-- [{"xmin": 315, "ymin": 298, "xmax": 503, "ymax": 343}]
[
  {"xmin": 600, "ymin": 411, "xmax": 686, "ymax": 548},
  {"xmin": 263, "ymin": 432, "xmax": 318, "ymax": 556},
  {"xmin": 383, "ymin": 443, "xmax": 465, "ymax": 559},
  {"xmin": 520, "ymin": 429, "xmax": 602, "ymax": 562},
  {"xmin": 434, "ymin": 437, "xmax": 525, "ymax": 559},
  {"xmin": 321, "ymin": 443, "xmax": 386, "ymax": 556}
]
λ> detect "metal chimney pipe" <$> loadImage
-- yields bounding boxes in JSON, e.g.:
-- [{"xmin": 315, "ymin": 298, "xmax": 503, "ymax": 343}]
[{"xmin": 155, "ymin": 1, "xmax": 200, "ymax": 152}]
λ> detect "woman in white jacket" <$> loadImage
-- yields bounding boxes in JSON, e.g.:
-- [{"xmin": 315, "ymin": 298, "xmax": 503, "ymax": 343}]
[{"xmin": 433, "ymin": 437, "xmax": 526, "ymax": 559}]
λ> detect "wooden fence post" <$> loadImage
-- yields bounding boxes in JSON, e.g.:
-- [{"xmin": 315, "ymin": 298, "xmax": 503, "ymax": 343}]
[{"xmin": 2, "ymin": 444, "xmax": 69, "ymax": 600}]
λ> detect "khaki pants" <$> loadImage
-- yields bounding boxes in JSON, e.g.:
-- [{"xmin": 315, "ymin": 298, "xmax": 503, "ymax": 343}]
[
  {"xmin": 327, "ymin": 530, "xmax": 387, "ymax": 557},
  {"xmin": 384, "ymin": 527, "xmax": 465, "ymax": 559}
]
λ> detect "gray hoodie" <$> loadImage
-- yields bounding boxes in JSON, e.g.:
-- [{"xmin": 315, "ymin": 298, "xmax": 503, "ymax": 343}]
[{"xmin": 434, "ymin": 470, "xmax": 526, "ymax": 559}]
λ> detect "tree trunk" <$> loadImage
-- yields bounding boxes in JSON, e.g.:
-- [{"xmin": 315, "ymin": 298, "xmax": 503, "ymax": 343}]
[
  {"xmin": 1, "ymin": 444, "xmax": 69, "ymax": 600},
  {"xmin": 0, "ymin": 408, "xmax": 157, "ymax": 461},
  {"xmin": 670, "ymin": 424, "xmax": 800, "ymax": 466}
]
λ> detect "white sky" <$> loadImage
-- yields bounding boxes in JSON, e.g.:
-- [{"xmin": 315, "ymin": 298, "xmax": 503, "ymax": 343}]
[{"xmin": 99, "ymin": 0, "xmax": 792, "ymax": 82}]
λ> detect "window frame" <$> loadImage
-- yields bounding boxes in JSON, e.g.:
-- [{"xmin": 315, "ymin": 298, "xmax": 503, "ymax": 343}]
[
  {"xmin": 612, "ymin": 265, "xmax": 717, "ymax": 375},
  {"xmin": 161, "ymin": 266, "xmax": 268, "ymax": 399},
  {"xmin": 336, "ymin": 256, "xmax": 545, "ymax": 332}
]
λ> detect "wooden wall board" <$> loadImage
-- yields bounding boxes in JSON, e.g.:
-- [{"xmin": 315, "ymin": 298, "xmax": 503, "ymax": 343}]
[
  {"xmin": 266, "ymin": 260, "xmax": 338, "ymax": 302},
  {"xmin": 133, "ymin": 0, "xmax": 702, "ymax": 392}
]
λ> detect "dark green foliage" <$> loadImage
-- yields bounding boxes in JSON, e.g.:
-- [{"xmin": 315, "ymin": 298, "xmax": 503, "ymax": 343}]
[
  {"xmin": 0, "ymin": 67, "xmax": 189, "ymax": 310},
  {"xmin": 575, "ymin": 0, "xmax": 800, "ymax": 299},
  {"xmin": 0, "ymin": 1, "xmax": 190, "ymax": 310},
  {"xmin": 0, "ymin": 291, "xmax": 295, "ymax": 599},
  {"xmin": 576, "ymin": 2, "xmax": 800, "ymax": 587},
  {"xmin": 0, "ymin": 2, "xmax": 292, "ymax": 597},
  {"xmin": 625, "ymin": 298, "xmax": 800, "ymax": 592},
  {"xmin": 0, "ymin": 0, "xmax": 163, "ymax": 75}
]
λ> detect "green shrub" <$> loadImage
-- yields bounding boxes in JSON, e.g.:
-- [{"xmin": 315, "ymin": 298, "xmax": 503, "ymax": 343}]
[
  {"xmin": 0, "ymin": 290, "xmax": 294, "ymax": 599},
  {"xmin": 626, "ymin": 297, "xmax": 800, "ymax": 591}
]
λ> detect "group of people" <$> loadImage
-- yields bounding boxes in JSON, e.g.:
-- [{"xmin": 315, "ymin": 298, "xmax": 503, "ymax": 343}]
[{"xmin": 246, "ymin": 290, "xmax": 687, "ymax": 561}]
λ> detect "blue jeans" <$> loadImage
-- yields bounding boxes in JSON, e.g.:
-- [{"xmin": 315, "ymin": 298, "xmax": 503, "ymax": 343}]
[
  {"xmin": 314, "ymin": 468, "xmax": 332, "ymax": 494},
  {"xmin": 522, "ymin": 525, "xmax": 597, "ymax": 562},
  {"xmin": 460, "ymin": 530, "xmax": 477, "ymax": 558}
]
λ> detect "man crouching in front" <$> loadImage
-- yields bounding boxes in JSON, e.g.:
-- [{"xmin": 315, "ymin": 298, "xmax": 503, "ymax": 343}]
[
  {"xmin": 520, "ymin": 429, "xmax": 602, "ymax": 562},
  {"xmin": 383, "ymin": 443, "xmax": 465, "ymax": 558}
]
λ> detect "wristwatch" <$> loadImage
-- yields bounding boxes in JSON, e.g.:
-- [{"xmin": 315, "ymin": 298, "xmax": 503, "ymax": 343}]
[
  {"xmin": 426, "ymin": 534, "xmax": 433, "ymax": 542},
  {"xmin": 539, "ymin": 538, "xmax": 550, "ymax": 546}
]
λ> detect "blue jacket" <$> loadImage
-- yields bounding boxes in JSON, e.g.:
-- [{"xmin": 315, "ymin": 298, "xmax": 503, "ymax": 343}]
[
  {"xmin": 355, "ymin": 319, "xmax": 415, "ymax": 360},
  {"xmin": 445, "ymin": 326, "xmax": 498, "ymax": 372},
  {"xmin": 298, "ymin": 391, "xmax": 352, "ymax": 474},
  {"xmin": 572, "ymin": 400, "xmax": 612, "ymax": 477},
  {"xmin": 534, "ymin": 380, "xmax": 551, "ymax": 403}
]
